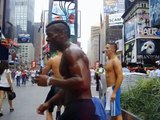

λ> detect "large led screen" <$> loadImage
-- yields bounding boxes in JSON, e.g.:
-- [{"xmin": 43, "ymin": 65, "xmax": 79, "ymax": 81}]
[
  {"xmin": 51, "ymin": 1, "xmax": 76, "ymax": 36},
  {"xmin": 104, "ymin": 0, "xmax": 124, "ymax": 14},
  {"xmin": 124, "ymin": 17, "xmax": 136, "ymax": 42}
]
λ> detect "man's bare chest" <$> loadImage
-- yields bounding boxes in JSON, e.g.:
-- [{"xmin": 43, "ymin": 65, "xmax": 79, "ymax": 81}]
[{"xmin": 106, "ymin": 61, "xmax": 113, "ymax": 73}]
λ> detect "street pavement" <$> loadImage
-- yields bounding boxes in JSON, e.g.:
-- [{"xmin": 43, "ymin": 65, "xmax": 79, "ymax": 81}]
[{"xmin": 1, "ymin": 79, "xmax": 99, "ymax": 120}]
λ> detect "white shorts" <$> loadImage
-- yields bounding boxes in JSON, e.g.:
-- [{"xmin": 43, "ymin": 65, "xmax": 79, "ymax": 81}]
[{"xmin": 105, "ymin": 86, "xmax": 121, "ymax": 116}]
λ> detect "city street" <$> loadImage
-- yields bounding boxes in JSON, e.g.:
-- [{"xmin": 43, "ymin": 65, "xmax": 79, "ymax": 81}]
[{"xmin": 1, "ymin": 79, "xmax": 99, "ymax": 120}]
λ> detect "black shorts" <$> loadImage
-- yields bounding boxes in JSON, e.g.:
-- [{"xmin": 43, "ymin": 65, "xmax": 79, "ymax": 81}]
[
  {"xmin": 44, "ymin": 86, "xmax": 60, "ymax": 112},
  {"xmin": 59, "ymin": 99, "xmax": 99, "ymax": 120},
  {"xmin": 0, "ymin": 87, "xmax": 12, "ymax": 91}
]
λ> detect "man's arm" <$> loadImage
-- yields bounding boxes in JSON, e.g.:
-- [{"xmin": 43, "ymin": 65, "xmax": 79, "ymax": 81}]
[
  {"xmin": 36, "ymin": 49, "xmax": 90, "ymax": 90},
  {"xmin": 37, "ymin": 89, "xmax": 64, "ymax": 115},
  {"xmin": 112, "ymin": 59, "xmax": 123, "ymax": 99},
  {"xmin": 41, "ymin": 58, "xmax": 53, "ymax": 75}
]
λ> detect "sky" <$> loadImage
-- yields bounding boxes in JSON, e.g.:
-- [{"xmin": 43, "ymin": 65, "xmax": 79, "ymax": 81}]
[
  {"xmin": 78, "ymin": 0, "xmax": 102, "ymax": 53},
  {"xmin": 34, "ymin": 0, "xmax": 49, "ymax": 22},
  {"xmin": 34, "ymin": 0, "xmax": 102, "ymax": 53}
]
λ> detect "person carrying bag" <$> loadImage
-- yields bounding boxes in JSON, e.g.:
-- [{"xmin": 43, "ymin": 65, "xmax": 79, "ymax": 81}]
[{"xmin": 0, "ymin": 60, "xmax": 15, "ymax": 117}]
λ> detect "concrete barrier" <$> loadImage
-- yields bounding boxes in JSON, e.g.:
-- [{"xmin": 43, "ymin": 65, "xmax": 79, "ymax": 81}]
[{"xmin": 122, "ymin": 109, "xmax": 142, "ymax": 120}]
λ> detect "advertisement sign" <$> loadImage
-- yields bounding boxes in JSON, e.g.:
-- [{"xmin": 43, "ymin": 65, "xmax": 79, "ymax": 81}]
[
  {"xmin": 17, "ymin": 34, "xmax": 30, "ymax": 43},
  {"xmin": 150, "ymin": 0, "xmax": 160, "ymax": 27},
  {"xmin": 137, "ymin": 39, "xmax": 160, "ymax": 61},
  {"xmin": 109, "ymin": 13, "xmax": 123, "ymax": 26},
  {"xmin": 124, "ymin": 40, "xmax": 136, "ymax": 63},
  {"xmin": 124, "ymin": 17, "xmax": 136, "ymax": 42},
  {"xmin": 125, "ymin": 0, "xmax": 135, "ymax": 11},
  {"xmin": 136, "ymin": 9, "xmax": 150, "ymax": 37},
  {"xmin": 137, "ymin": 39, "xmax": 160, "ymax": 55},
  {"xmin": 115, "ymin": 39, "xmax": 123, "ymax": 51},
  {"xmin": 51, "ymin": 1, "xmax": 76, "ymax": 36},
  {"xmin": 104, "ymin": 0, "xmax": 124, "ymax": 14}
]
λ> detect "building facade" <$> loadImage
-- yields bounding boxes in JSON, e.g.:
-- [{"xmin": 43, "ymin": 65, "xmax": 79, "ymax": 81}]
[
  {"xmin": 18, "ymin": 43, "xmax": 34, "ymax": 68},
  {"xmin": 123, "ymin": 0, "xmax": 160, "ymax": 64},
  {"xmin": 3, "ymin": 0, "xmax": 15, "ymax": 39},
  {"xmin": 88, "ymin": 26, "xmax": 100, "ymax": 67},
  {"xmin": 0, "ymin": 0, "xmax": 4, "ymax": 29},
  {"xmin": 15, "ymin": 0, "xmax": 34, "ymax": 43},
  {"xmin": 34, "ymin": 22, "xmax": 42, "ymax": 67}
]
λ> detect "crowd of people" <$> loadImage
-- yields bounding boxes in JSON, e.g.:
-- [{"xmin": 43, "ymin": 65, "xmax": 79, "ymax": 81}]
[
  {"xmin": 122, "ymin": 62, "xmax": 160, "ymax": 79},
  {"xmin": 0, "ymin": 62, "xmax": 42, "ymax": 117},
  {"xmin": 10, "ymin": 67, "xmax": 39, "ymax": 86}
]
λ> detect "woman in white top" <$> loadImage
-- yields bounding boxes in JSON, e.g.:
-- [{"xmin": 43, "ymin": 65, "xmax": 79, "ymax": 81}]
[{"xmin": 0, "ymin": 60, "xmax": 14, "ymax": 117}]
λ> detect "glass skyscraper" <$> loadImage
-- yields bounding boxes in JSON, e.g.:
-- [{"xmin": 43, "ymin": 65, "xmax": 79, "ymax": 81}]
[{"xmin": 15, "ymin": 0, "xmax": 34, "ymax": 43}]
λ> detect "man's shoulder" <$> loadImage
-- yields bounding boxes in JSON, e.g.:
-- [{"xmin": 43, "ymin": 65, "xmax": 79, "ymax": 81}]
[
  {"xmin": 113, "ymin": 57, "xmax": 121, "ymax": 64},
  {"xmin": 64, "ymin": 43, "xmax": 83, "ymax": 55}
]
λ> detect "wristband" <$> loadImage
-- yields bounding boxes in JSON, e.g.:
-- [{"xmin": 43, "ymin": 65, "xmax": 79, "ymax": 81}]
[{"xmin": 47, "ymin": 77, "xmax": 52, "ymax": 86}]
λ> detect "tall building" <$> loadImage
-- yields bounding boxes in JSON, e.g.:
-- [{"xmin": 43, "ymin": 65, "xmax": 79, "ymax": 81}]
[
  {"xmin": 3, "ymin": 0, "xmax": 15, "ymax": 39},
  {"xmin": 0, "ymin": 0, "xmax": 16, "ymax": 61},
  {"xmin": 122, "ymin": 0, "xmax": 160, "ymax": 64},
  {"xmin": 15, "ymin": 0, "xmax": 35, "ymax": 43},
  {"xmin": 34, "ymin": 22, "xmax": 42, "ymax": 67},
  {"xmin": 0, "ymin": 0, "xmax": 4, "ymax": 29},
  {"xmin": 88, "ymin": 26, "xmax": 100, "ymax": 67},
  {"xmin": 18, "ymin": 43, "xmax": 34, "ymax": 68}
]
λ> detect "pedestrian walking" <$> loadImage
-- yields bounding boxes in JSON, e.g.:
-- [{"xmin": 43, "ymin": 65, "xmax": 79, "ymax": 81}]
[
  {"xmin": 15, "ymin": 68, "xmax": 21, "ymax": 86},
  {"xmin": 0, "ymin": 60, "xmax": 14, "ymax": 117},
  {"xmin": 30, "ymin": 68, "xmax": 36, "ymax": 84},
  {"xmin": 21, "ymin": 70, "xmax": 27, "ymax": 85}
]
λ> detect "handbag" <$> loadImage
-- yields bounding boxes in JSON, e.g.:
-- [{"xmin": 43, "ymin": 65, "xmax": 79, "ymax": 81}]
[{"xmin": 8, "ymin": 91, "xmax": 16, "ymax": 100}]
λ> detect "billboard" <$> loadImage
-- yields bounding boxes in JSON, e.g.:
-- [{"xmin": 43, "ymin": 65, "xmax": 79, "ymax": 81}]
[
  {"xmin": 137, "ymin": 39, "xmax": 160, "ymax": 61},
  {"xmin": 136, "ymin": 9, "xmax": 150, "ymax": 37},
  {"xmin": 137, "ymin": 39, "xmax": 160, "ymax": 55},
  {"xmin": 124, "ymin": 40, "xmax": 136, "ymax": 63},
  {"xmin": 125, "ymin": 0, "xmax": 135, "ymax": 11},
  {"xmin": 51, "ymin": 1, "xmax": 77, "ymax": 39},
  {"xmin": 109, "ymin": 13, "xmax": 123, "ymax": 26},
  {"xmin": 150, "ymin": 0, "xmax": 160, "ymax": 27},
  {"xmin": 17, "ymin": 34, "xmax": 30, "ymax": 43},
  {"xmin": 104, "ymin": 0, "xmax": 124, "ymax": 14},
  {"xmin": 124, "ymin": 17, "xmax": 136, "ymax": 42}
]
